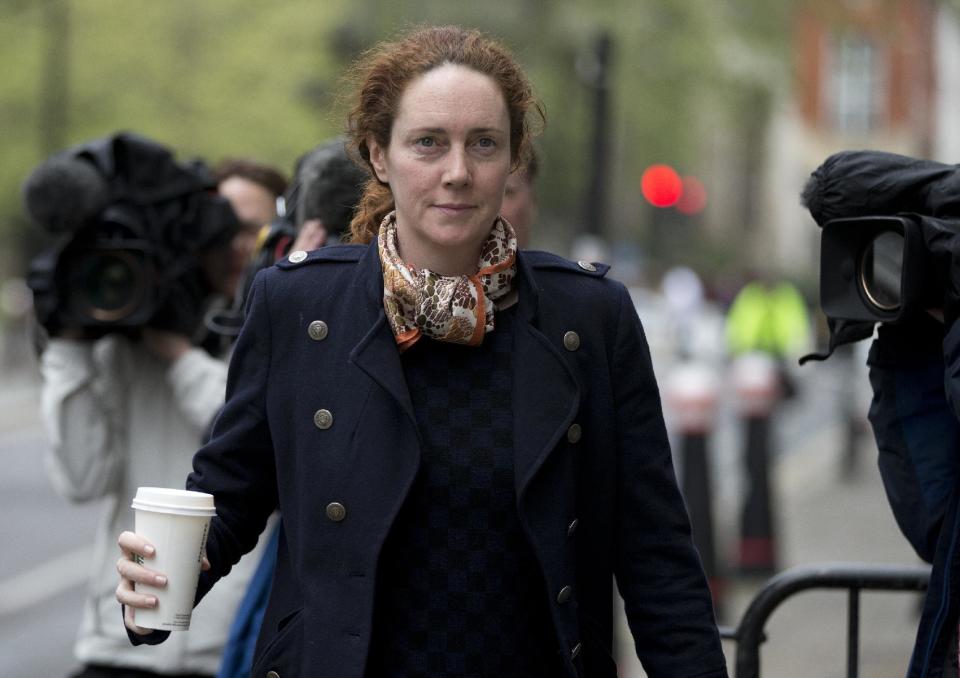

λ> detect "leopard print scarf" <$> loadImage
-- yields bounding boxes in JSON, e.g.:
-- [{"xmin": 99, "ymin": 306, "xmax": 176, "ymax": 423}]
[{"xmin": 377, "ymin": 211, "xmax": 518, "ymax": 352}]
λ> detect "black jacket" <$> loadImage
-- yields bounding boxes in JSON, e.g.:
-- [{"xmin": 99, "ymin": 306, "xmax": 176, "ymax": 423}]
[
  {"xmin": 868, "ymin": 317, "xmax": 960, "ymax": 678},
  {"xmin": 177, "ymin": 242, "xmax": 725, "ymax": 677}
]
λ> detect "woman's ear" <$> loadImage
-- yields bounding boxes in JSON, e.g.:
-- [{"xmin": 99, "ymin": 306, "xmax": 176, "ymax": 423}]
[{"xmin": 368, "ymin": 137, "xmax": 389, "ymax": 184}]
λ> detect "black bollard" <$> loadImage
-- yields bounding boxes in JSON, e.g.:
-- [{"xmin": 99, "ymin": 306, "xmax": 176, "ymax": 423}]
[
  {"xmin": 666, "ymin": 362, "xmax": 725, "ymax": 617},
  {"xmin": 737, "ymin": 414, "xmax": 776, "ymax": 575},
  {"xmin": 680, "ymin": 430, "xmax": 725, "ymax": 616},
  {"xmin": 732, "ymin": 353, "xmax": 780, "ymax": 577}
]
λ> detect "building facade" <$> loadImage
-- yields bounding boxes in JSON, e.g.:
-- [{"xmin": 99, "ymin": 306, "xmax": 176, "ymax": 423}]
[{"xmin": 712, "ymin": 0, "xmax": 958, "ymax": 279}]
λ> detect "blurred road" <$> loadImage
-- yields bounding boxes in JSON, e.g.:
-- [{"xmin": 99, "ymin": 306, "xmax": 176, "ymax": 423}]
[
  {"xmin": 0, "ymin": 370, "xmax": 100, "ymax": 677},
  {"xmin": 0, "ymin": 335, "xmax": 926, "ymax": 677}
]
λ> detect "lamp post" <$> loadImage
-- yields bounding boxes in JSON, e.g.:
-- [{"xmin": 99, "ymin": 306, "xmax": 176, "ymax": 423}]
[{"xmin": 579, "ymin": 31, "xmax": 612, "ymax": 239}]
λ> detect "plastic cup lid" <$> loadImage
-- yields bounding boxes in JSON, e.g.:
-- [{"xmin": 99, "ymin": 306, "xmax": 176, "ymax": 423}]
[{"xmin": 131, "ymin": 487, "xmax": 216, "ymax": 517}]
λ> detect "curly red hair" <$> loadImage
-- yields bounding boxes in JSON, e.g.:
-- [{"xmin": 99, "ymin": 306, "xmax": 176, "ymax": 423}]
[{"xmin": 345, "ymin": 25, "xmax": 544, "ymax": 243}]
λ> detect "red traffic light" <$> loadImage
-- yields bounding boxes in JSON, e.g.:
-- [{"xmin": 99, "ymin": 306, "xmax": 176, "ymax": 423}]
[{"xmin": 641, "ymin": 164, "xmax": 683, "ymax": 208}]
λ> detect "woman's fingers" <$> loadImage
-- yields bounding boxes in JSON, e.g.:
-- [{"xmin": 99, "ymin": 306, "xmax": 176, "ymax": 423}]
[
  {"xmin": 116, "ymin": 531, "xmax": 166, "ymax": 589},
  {"xmin": 116, "ymin": 561, "xmax": 159, "ymax": 635},
  {"xmin": 116, "ymin": 572, "xmax": 156, "ymax": 634},
  {"xmin": 122, "ymin": 603, "xmax": 154, "ymax": 636},
  {"xmin": 116, "ymin": 555, "xmax": 167, "ymax": 589},
  {"xmin": 117, "ymin": 530, "xmax": 155, "ymax": 559},
  {"xmin": 115, "ymin": 530, "xmax": 167, "ymax": 634}
]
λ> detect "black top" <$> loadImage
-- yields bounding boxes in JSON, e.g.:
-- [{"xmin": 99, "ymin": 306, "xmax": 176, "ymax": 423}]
[{"xmin": 366, "ymin": 305, "xmax": 559, "ymax": 677}]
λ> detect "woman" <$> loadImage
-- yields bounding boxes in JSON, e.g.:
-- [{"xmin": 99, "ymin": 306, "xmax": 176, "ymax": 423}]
[{"xmin": 117, "ymin": 26, "xmax": 727, "ymax": 678}]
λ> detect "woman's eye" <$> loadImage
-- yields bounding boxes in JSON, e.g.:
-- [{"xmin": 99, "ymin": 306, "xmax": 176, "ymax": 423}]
[{"xmin": 476, "ymin": 137, "xmax": 496, "ymax": 149}]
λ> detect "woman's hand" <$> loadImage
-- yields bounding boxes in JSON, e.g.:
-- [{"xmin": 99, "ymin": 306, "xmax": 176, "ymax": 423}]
[
  {"xmin": 116, "ymin": 531, "xmax": 163, "ymax": 635},
  {"xmin": 115, "ymin": 531, "xmax": 211, "ymax": 635}
]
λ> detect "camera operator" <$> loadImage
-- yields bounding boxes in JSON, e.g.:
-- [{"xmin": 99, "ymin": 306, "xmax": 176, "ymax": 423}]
[
  {"xmin": 286, "ymin": 136, "xmax": 368, "ymax": 252},
  {"xmin": 28, "ymin": 133, "xmax": 273, "ymax": 678},
  {"xmin": 803, "ymin": 150, "xmax": 960, "ymax": 678}
]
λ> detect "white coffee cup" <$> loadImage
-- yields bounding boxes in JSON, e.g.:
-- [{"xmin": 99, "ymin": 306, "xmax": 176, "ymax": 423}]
[{"xmin": 131, "ymin": 487, "xmax": 216, "ymax": 631}]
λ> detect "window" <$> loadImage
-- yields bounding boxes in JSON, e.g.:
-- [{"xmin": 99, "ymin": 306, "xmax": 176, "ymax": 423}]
[{"xmin": 826, "ymin": 33, "xmax": 884, "ymax": 133}]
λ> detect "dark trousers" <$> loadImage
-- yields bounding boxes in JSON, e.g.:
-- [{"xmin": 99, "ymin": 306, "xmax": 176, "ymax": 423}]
[{"xmin": 70, "ymin": 665, "xmax": 212, "ymax": 678}]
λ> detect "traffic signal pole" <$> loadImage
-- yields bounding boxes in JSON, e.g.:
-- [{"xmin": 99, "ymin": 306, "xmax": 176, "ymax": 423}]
[{"xmin": 581, "ymin": 32, "xmax": 612, "ymax": 239}]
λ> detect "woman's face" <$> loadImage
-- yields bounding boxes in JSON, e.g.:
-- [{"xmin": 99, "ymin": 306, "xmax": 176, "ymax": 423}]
[{"xmin": 368, "ymin": 63, "xmax": 512, "ymax": 275}]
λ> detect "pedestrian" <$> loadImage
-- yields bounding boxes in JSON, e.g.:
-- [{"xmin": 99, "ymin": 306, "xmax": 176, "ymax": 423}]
[{"xmin": 116, "ymin": 25, "xmax": 726, "ymax": 678}]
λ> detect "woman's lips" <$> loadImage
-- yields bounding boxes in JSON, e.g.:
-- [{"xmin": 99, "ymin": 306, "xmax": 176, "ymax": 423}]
[{"xmin": 434, "ymin": 203, "xmax": 475, "ymax": 214}]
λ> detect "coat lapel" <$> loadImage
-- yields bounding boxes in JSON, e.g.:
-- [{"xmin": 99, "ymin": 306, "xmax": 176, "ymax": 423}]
[
  {"xmin": 512, "ymin": 254, "xmax": 582, "ymax": 497},
  {"xmin": 346, "ymin": 243, "xmax": 417, "ymax": 427}
]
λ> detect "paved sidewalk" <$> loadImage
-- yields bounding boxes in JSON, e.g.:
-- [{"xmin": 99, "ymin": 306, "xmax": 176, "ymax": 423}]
[{"xmin": 616, "ymin": 420, "xmax": 923, "ymax": 677}]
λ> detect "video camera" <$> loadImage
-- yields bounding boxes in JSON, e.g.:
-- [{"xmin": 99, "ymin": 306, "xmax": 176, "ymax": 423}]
[
  {"xmin": 24, "ymin": 132, "xmax": 239, "ymax": 338},
  {"xmin": 802, "ymin": 151, "xmax": 960, "ymax": 357},
  {"xmin": 818, "ymin": 214, "xmax": 940, "ymax": 323}
]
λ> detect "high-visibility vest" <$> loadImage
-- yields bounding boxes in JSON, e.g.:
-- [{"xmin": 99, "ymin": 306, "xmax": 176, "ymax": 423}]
[{"xmin": 725, "ymin": 281, "xmax": 809, "ymax": 357}]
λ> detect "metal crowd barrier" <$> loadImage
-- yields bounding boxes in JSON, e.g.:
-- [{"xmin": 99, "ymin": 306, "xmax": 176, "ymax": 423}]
[{"xmin": 718, "ymin": 562, "xmax": 931, "ymax": 678}]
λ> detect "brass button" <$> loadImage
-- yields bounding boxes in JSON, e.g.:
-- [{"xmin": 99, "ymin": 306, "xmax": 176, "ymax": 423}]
[
  {"xmin": 266, "ymin": 671, "xmax": 280, "ymax": 678},
  {"xmin": 314, "ymin": 409, "xmax": 333, "ymax": 429},
  {"xmin": 288, "ymin": 250, "xmax": 307, "ymax": 263},
  {"xmin": 308, "ymin": 320, "xmax": 328, "ymax": 341},
  {"xmin": 326, "ymin": 502, "xmax": 347, "ymax": 522},
  {"xmin": 567, "ymin": 423, "xmax": 582, "ymax": 444},
  {"xmin": 567, "ymin": 518, "xmax": 579, "ymax": 538},
  {"xmin": 563, "ymin": 331, "xmax": 581, "ymax": 351},
  {"xmin": 557, "ymin": 585, "xmax": 573, "ymax": 604},
  {"xmin": 577, "ymin": 260, "xmax": 597, "ymax": 272},
  {"xmin": 571, "ymin": 642, "xmax": 582, "ymax": 659}
]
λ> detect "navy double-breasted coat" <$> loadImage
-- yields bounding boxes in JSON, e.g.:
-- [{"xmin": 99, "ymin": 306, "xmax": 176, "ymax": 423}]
[{"xmin": 184, "ymin": 242, "xmax": 727, "ymax": 677}]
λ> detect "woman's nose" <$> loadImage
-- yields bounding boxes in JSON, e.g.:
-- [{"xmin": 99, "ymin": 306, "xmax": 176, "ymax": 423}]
[{"xmin": 442, "ymin": 147, "xmax": 472, "ymax": 187}]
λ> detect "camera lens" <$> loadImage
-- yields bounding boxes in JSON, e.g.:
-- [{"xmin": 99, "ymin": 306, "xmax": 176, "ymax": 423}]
[
  {"xmin": 74, "ymin": 251, "xmax": 146, "ymax": 322},
  {"xmin": 859, "ymin": 230, "xmax": 904, "ymax": 311}
]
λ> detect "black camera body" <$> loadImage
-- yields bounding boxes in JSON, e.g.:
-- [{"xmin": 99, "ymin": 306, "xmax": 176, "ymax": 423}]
[
  {"xmin": 29, "ymin": 206, "xmax": 159, "ymax": 331},
  {"xmin": 24, "ymin": 133, "xmax": 238, "ymax": 338},
  {"xmin": 819, "ymin": 215, "xmax": 937, "ymax": 324},
  {"xmin": 802, "ymin": 150, "xmax": 960, "ymax": 348}
]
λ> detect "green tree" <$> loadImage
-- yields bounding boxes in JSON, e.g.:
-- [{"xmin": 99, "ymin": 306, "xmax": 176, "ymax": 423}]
[{"xmin": 0, "ymin": 0, "xmax": 793, "ymax": 280}]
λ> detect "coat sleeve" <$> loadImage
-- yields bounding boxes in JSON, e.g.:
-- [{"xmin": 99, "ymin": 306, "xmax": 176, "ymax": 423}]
[
  {"xmin": 39, "ymin": 337, "xmax": 126, "ymax": 501},
  {"xmin": 187, "ymin": 271, "xmax": 279, "ymax": 600},
  {"xmin": 867, "ymin": 317, "xmax": 960, "ymax": 562},
  {"xmin": 610, "ymin": 283, "xmax": 727, "ymax": 677}
]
